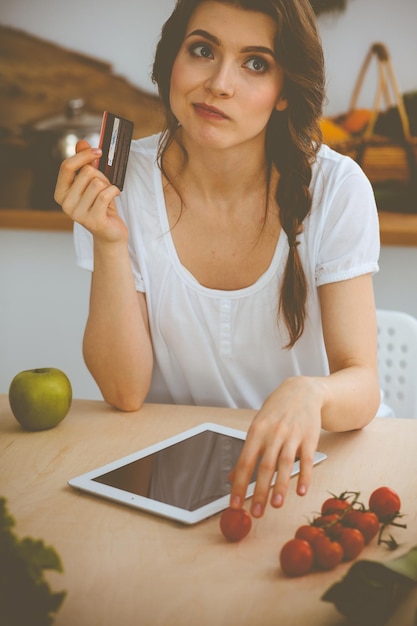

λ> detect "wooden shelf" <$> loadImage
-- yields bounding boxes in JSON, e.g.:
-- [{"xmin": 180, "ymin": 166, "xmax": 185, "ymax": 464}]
[
  {"xmin": 1, "ymin": 208, "xmax": 417, "ymax": 246},
  {"xmin": 378, "ymin": 211, "xmax": 417, "ymax": 246},
  {"xmin": 0, "ymin": 209, "xmax": 73, "ymax": 231}
]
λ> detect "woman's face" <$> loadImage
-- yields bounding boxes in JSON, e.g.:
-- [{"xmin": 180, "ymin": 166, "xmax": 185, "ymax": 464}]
[{"xmin": 169, "ymin": 1, "xmax": 287, "ymax": 153}]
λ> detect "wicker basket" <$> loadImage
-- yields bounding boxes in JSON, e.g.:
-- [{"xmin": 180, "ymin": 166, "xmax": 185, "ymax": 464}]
[{"xmin": 329, "ymin": 43, "xmax": 417, "ymax": 185}]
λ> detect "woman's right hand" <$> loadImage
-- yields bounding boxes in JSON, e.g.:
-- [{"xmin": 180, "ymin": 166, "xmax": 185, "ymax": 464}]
[{"xmin": 54, "ymin": 140, "xmax": 128, "ymax": 244}]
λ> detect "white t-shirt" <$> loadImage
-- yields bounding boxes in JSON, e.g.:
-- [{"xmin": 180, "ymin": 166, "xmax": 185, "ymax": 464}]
[{"xmin": 74, "ymin": 134, "xmax": 380, "ymax": 409}]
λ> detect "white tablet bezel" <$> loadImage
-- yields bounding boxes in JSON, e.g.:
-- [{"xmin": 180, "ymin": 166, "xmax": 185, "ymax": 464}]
[{"xmin": 68, "ymin": 422, "xmax": 327, "ymax": 524}]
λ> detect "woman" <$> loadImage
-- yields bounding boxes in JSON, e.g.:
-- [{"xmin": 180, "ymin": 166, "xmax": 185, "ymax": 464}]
[{"xmin": 54, "ymin": 0, "xmax": 381, "ymax": 518}]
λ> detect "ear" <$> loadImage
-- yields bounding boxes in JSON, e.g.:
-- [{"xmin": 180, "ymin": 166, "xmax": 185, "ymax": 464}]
[{"xmin": 275, "ymin": 95, "xmax": 288, "ymax": 112}]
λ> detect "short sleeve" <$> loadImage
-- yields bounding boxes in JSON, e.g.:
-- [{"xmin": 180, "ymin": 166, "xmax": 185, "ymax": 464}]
[{"xmin": 314, "ymin": 157, "xmax": 380, "ymax": 286}]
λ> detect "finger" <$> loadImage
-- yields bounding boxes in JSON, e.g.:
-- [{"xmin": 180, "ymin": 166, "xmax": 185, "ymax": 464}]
[
  {"xmin": 229, "ymin": 439, "xmax": 261, "ymax": 510},
  {"xmin": 57, "ymin": 163, "xmax": 105, "ymax": 214},
  {"xmin": 270, "ymin": 442, "xmax": 300, "ymax": 508},
  {"xmin": 56, "ymin": 162, "xmax": 112, "ymax": 220},
  {"xmin": 76, "ymin": 139, "xmax": 91, "ymax": 153},
  {"xmin": 54, "ymin": 147, "xmax": 102, "ymax": 205},
  {"xmin": 295, "ymin": 443, "xmax": 316, "ymax": 497},
  {"xmin": 76, "ymin": 140, "xmax": 102, "ymax": 169},
  {"xmin": 64, "ymin": 174, "xmax": 119, "ymax": 226},
  {"xmin": 70, "ymin": 161, "xmax": 110, "ymax": 197},
  {"xmin": 250, "ymin": 445, "xmax": 283, "ymax": 517}
]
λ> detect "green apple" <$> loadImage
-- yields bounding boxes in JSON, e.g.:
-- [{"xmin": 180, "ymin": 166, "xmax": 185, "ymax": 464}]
[{"xmin": 9, "ymin": 368, "xmax": 72, "ymax": 431}]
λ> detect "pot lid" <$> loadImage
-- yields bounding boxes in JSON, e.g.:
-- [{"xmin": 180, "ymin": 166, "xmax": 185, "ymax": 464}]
[{"xmin": 28, "ymin": 98, "xmax": 102, "ymax": 134}]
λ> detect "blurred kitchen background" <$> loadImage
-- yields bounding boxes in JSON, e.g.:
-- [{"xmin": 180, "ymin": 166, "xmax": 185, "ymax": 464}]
[{"xmin": 0, "ymin": 0, "xmax": 416, "ymax": 400}]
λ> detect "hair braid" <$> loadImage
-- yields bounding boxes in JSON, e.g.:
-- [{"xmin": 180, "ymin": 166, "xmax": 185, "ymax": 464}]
[
  {"xmin": 276, "ymin": 143, "xmax": 312, "ymax": 347},
  {"xmin": 266, "ymin": 0, "xmax": 325, "ymax": 347}
]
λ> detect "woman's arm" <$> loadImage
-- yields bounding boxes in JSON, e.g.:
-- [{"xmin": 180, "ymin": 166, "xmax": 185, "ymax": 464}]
[
  {"xmin": 319, "ymin": 273, "xmax": 380, "ymax": 430},
  {"xmin": 82, "ymin": 249, "xmax": 153, "ymax": 412},
  {"xmin": 55, "ymin": 142, "xmax": 153, "ymax": 411},
  {"xmin": 230, "ymin": 273, "xmax": 380, "ymax": 517}
]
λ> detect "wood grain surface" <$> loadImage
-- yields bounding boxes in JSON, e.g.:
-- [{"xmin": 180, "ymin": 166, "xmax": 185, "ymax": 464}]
[{"xmin": 1, "ymin": 396, "xmax": 416, "ymax": 626}]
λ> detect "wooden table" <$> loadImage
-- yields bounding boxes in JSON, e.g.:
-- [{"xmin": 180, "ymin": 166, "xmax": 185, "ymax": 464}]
[{"xmin": 1, "ymin": 396, "xmax": 416, "ymax": 626}]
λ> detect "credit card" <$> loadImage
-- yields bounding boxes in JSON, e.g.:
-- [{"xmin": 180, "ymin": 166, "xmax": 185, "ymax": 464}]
[{"xmin": 97, "ymin": 111, "xmax": 134, "ymax": 191}]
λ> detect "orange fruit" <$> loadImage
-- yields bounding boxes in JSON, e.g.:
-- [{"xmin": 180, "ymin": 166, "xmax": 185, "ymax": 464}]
[
  {"xmin": 341, "ymin": 109, "xmax": 372, "ymax": 134},
  {"xmin": 320, "ymin": 118, "xmax": 351, "ymax": 144}
]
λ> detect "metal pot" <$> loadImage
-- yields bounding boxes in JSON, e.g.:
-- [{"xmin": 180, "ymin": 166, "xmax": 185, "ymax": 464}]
[{"xmin": 24, "ymin": 98, "xmax": 102, "ymax": 210}]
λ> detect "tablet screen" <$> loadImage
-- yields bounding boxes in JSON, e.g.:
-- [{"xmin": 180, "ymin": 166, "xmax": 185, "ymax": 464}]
[
  {"xmin": 68, "ymin": 423, "xmax": 327, "ymax": 524},
  {"xmin": 92, "ymin": 430, "xmax": 256, "ymax": 511}
]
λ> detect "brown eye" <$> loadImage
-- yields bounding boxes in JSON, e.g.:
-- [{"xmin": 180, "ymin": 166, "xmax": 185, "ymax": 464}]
[
  {"xmin": 190, "ymin": 43, "xmax": 213, "ymax": 59},
  {"xmin": 245, "ymin": 57, "xmax": 268, "ymax": 73}
]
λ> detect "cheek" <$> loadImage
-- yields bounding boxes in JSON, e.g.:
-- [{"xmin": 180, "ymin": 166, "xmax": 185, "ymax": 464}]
[
  {"xmin": 169, "ymin": 58, "xmax": 195, "ymax": 111},
  {"xmin": 245, "ymin": 84, "xmax": 282, "ymax": 118}
]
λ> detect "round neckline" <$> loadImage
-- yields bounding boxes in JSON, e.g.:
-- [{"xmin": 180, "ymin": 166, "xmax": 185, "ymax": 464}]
[{"xmin": 153, "ymin": 162, "xmax": 286, "ymax": 298}]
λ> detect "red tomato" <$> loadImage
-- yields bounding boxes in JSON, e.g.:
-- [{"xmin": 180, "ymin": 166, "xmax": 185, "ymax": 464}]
[
  {"xmin": 220, "ymin": 507, "xmax": 252, "ymax": 542},
  {"xmin": 369, "ymin": 487, "xmax": 401, "ymax": 522},
  {"xmin": 321, "ymin": 497, "xmax": 351, "ymax": 516},
  {"xmin": 313, "ymin": 513, "xmax": 343, "ymax": 540},
  {"xmin": 342, "ymin": 509, "xmax": 380, "ymax": 544},
  {"xmin": 312, "ymin": 535, "xmax": 343, "ymax": 570},
  {"xmin": 279, "ymin": 539, "xmax": 314, "ymax": 577},
  {"xmin": 337, "ymin": 527, "xmax": 365, "ymax": 561},
  {"xmin": 295, "ymin": 525, "xmax": 326, "ymax": 544}
]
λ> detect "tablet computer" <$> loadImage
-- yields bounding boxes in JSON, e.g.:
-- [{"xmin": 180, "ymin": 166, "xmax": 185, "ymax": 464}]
[{"xmin": 68, "ymin": 422, "xmax": 327, "ymax": 525}]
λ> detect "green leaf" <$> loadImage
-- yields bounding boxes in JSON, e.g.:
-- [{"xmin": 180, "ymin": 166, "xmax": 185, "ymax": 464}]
[
  {"xmin": 0, "ymin": 497, "xmax": 15, "ymax": 534},
  {"xmin": 19, "ymin": 538, "xmax": 64, "ymax": 573},
  {"xmin": 383, "ymin": 545, "xmax": 417, "ymax": 580},
  {"xmin": 322, "ymin": 546, "xmax": 417, "ymax": 626},
  {"xmin": 0, "ymin": 496, "xmax": 66, "ymax": 626}
]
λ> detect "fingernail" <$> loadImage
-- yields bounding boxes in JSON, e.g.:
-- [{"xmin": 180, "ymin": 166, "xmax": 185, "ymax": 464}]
[
  {"xmin": 298, "ymin": 484, "xmax": 307, "ymax": 496},
  {"xmin": 252, "ymin": 503, "xmax": 263, "ymax": 517},
  {"xmin": 92, "ymin": 148, "xmax": 102, "ymax": 155},
  {"xmin": 231, "ymin": 495, "xmax": 241, "ymax": 508},
  {"xmin": 271, "ymin": 493, "xmax": 283, "ymax": 507}
]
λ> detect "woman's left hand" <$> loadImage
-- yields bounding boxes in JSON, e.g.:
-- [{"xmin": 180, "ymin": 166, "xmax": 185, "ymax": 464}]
[{"xmin": 229, "ymin": 376, "xmax": 324, "ymax": 517}]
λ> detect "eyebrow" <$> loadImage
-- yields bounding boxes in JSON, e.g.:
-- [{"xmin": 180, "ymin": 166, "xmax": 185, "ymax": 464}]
[{"xmin": 185, "ymin": 29, "xmax": 276, "ymax": 58}]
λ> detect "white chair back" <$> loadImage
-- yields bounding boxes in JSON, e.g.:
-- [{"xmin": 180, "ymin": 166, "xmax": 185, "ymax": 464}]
[{"xmin": 377, "ymin": 309, "xmax": 417, "ymax": 419}]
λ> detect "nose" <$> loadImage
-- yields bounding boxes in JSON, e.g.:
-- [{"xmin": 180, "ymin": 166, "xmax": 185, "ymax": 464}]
[{"xmin": 205, "ymin": 60, "xmax": 235, "ymax": 98}]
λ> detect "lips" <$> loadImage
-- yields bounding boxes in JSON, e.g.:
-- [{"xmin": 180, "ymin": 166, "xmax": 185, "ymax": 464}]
[{"xmin": 192, "ymin": 102, "xmax": 230, "ymax": 120}]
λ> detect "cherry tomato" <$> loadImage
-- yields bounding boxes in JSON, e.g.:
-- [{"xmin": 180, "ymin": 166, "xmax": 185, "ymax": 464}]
[
  {"xmin": 321, "ymin": 497, "xmax": 351, "ymax": 516},
  {"xmin": 295, "ymin": 524, "xmax": 326, "ymax": 544},
  {"xmin": 342, "ymin": 509, "xmax": 380, "ymax": 544},
  {"xmin": 220, "ymin": 507, "xmax": 252, "ymax": 542},
  {"xmin": 279, "ymin": 539, "xmax": 314, "ymax": 577},
  {"xmin": 313, "ymin": 513, "xmax": 343, "ymax": 540},
  {"xmin": 312, "ymin": 535, "xmax": 343, "ymax": 570},
  {"xmin": 337, "ymin": 527, "xmax": 365, "ymax": 561},
  {"xmin": 369, "ymin": 487, "xmax": 401, "ymax": 522}
]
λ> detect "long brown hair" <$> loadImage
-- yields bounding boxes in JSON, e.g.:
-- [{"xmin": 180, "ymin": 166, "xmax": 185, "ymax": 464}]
[{"xmin": 152, "ymin": 0, "xmax": 325, "ymax": 347}]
